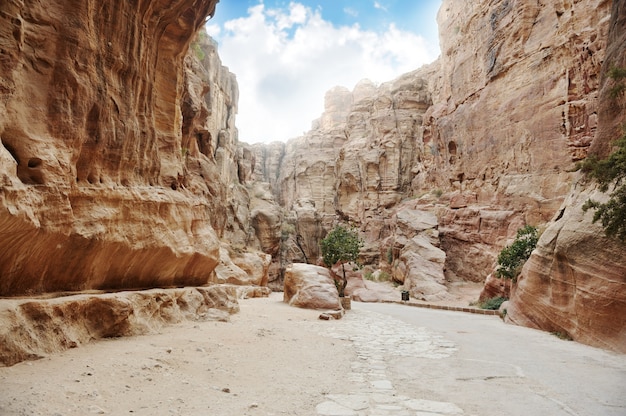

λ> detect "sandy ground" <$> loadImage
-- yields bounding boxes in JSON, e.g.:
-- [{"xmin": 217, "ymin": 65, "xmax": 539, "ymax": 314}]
[
  {"xmin": 0, "ymin": 282, "xmax": 484, "ymax": 416},
  {"xmin": 2, "ymin": 285, "xmax": 624, "ymax": 416},
  {"xmin": 0, "ymin": 293, "xmax": 354, "ymax": 416}
]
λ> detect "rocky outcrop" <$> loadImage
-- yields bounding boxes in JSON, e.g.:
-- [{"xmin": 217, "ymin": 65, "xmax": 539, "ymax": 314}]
[
  {"xmin": 0, "ymin": 285, "xmax": 240, "ymax": 367},
  {"xmin": 506, "ymin": 0, "xmax": 626, "ymax": 353},
  {"xmin": 0, "ymin": 1, "xmax": 273, "ymax": 296},
  {"xmin": 283, "ymin": 263, "xmax": 342, "ymax": 310},
  {"xmin": 252, "ymin": 0, "xmax": 613, "ymax": 304},
  {"xmin": 214, "ymin": 244, "xmax": 271, "ymax": 286},
  {"xmin": 426, "ymin": 0, "xmax": 611, "ymax": 280},
  {"xmin": 387, "ymin": 205, "xmax": 449, "ymax": 301},
  {"xmin": 506, "ymin": 183, "xmax": 626, "ymax": 352},
  {"xmin": 0, "ymin": 0, "xmax": 622, "ymax": 354}
]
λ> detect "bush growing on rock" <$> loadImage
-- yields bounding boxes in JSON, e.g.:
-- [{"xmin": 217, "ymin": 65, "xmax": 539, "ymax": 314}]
[
  {"xmin": 477, "ymin": 296, "xmax": 508, "ymax": 310},
  {"xmin": 581, "ymin": 132, "xmax": 626, "ymax": 243},
  {"xmin": 495, "ymin": 225, "xmax": 538, "ymax": 281}
]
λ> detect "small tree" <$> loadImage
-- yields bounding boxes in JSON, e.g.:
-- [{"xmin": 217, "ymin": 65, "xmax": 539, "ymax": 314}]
[
  {"xmin": 581, "ymin": 132, "xmax": 626, "ymax": 242},
  {"xmin": 320, "ymin": 225, "xmax": 363, "ymax": 297},
  {"xmin": 496, "ymin": 225, "xmax": 539, "ymax": 281}
]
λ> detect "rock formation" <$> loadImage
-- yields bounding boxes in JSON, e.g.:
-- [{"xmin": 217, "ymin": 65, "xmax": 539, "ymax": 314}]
[
  {"xmin": 0, "ymin": 0, "xmax": 623, "ymax": 356},
  {"xmin": 0, "ymin": 285, "xmax": 241, "ymax": 367},
  {"xmin": 0, "ymin": 0, "xmax": 272, "ymax": 296},
  {"xmin": 506, "ymin": 0, "xmax": 626, "ymax": 353},
  {"xmin": 250, "ymin": 0, "xmax": 625, "ymax": 351},
  {"xmin": 283, "ymin": 263, "xmax": 342, "ymax": 310},
  {"xmin": 253, "ymin": 0, "xmax": 613, "ymax": 300}
]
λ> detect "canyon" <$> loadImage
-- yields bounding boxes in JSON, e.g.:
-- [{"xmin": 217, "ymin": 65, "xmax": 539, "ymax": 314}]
[{"xmin": 0, "ymin": 0, "xmax": 624, "ymax": 363}]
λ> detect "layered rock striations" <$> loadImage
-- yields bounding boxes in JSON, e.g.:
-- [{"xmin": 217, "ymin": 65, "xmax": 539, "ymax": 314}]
[
  {"xmin": 0, "ymin": 0, "xmax": 623, "ymax": 355},
  {"xmin": 253, "ymin": 0, "xmax": 614, "ymax": 302},
  {"xmin": 0, "ymin": 0, "xmax": 266, "ymax": 296},
  {"xmin": 506, "ymin": 0, "xmax": 626, "ymax": 353},
  {"xmin": 427, "ymin": 0, "xmax": 611, "ymax": 282}
]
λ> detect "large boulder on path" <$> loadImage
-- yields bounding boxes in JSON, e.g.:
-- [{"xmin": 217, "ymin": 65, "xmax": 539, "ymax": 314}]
[{"xmin": 283, "ymin": 263, "xmax": 341, "ymax": 310}]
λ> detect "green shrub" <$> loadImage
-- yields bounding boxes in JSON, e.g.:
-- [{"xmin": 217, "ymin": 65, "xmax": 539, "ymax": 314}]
[
  {"xmin": 378, "ymin": 271, "xmax": 391, "ymax": 282},
  {"xmin": 477, "ymin": 296, "xmax": 507, "ymax": 310},
  {"xmin": 551, "ymin": 331, "xmax": 573, "ymax": 341},
  {"xmin": 581, "ymin": 133, "xmax": 626, "ymax": 243},
  {"xmin": 280, "ymin": 222, "xmax": 296, "ymax": 241},
  {"xmin": 320, "ymin": 225, "xmax": 363, "ymax": 296},
  {"xmin": 496, "ymin": 225, "xmax": 538, "ymax": 281}
]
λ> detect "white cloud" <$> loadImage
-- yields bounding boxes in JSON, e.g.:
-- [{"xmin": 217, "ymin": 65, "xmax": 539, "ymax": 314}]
[
  {"xmin": 208, "ymin": 2, "xmax": 438, "ymax": 144},
  {"xmin": 344, "ymin": 7, "xmax": 358, "ymax": 18},
  {"xmin": 373, "ymin": 1, "xmax": 388, "ymax": 12}
]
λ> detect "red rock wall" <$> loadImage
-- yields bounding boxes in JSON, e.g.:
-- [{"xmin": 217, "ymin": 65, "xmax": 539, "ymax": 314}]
[
  {"xmin": 507, "ymin": 0, "xmax": 626, "ymax": 353},
  {"xmin": 0, "ymin": 1, "xmax": 229, "ymax": 296},
  {"xmin": 429, "ymin": 0, "xmax": 611, "ymax": 281}
]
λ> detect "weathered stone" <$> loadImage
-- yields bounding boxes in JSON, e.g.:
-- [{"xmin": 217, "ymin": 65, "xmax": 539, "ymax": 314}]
[
  {"xmin": 507, "ymin": 183, "xmax": 626, "ymax": 352},
  {"xmin": 350, "ymin": 280, "xmax": 398, "ymax": 303},
  {"xmin": 283, "ymin": 263, "xmax": 341, "ymax": 310},
  {"xmin": 0, "ymin": 286, "xmax": 239, "ymax": 367},
  {"xmin": 505, "ymin": 0, "xmax": 626, "ymax": 354},
  {"xmin": 214, "ymin": 244, "xmax": 271, "ymax": 286},
  {"xmin": 0, "ymin": 1, "xmax": 248, "ymax": 296}
]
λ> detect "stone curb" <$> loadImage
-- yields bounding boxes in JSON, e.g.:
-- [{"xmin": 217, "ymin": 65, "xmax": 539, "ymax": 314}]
[{"xmin": 381, "ymin": 300, "xmax": 500, "ymax": 316}]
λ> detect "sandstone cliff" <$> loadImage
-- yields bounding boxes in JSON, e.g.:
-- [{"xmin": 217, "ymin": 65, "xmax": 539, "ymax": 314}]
[
  {"xmin": 1, "ymin": 0, "xmax": 624, "ymax": 356},
  {"xmin": 506, "ymin": 0, "xmax": 626, "ymax": 353},
  {"xmin": 0, "ymin": 0, "xmax": 269, "ymax": 296},
  {"xmin": 253, "ymin": 0, "xmax": 613, "ymax": 293},
  {"xmin": 249, "ymin": 0, "xmax": 625, "ymax": 350}
]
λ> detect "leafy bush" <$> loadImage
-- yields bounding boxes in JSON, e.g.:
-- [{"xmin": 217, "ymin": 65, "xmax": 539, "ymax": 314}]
[
  {"xmin": 320, "ymin": 225, "xmax": 363, "ymax": 296},
  {"xmin": 581, "ymin": 133, "xmax": 626, "ymax": 242},
  {"xmin": 377, "ymin": 271, "xmax": 391, "ymax": 282},
  {"xmin": 496, "ymin": 225, "xmax": 539, "ymax": 281},
  {"xmin": 477, "ymin": 296, "xmax": 507, "ymax": 310}
]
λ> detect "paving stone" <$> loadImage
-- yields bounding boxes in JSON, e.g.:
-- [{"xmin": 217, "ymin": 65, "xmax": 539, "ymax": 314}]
[{"xmin": 316, "ymin": 309, "xmax": 463, "ymax": 415}]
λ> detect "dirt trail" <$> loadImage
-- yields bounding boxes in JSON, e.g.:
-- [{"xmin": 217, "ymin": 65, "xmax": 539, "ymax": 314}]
[{"xmin": 0, "ymin": 293, "xmax": 353, "ymax": 416}]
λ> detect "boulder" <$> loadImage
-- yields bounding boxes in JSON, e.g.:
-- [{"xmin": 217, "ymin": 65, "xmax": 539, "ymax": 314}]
[
  {"xmin": 283, "ymin": 263, "xmax": 341, "ymax": 310},
  {"xmin": 351, "ymin": 280, "xmax": 399, "ymax": 303},
  {"xmin": 507, "ymin": 183, "xmax": 626, "ymax": 353}
]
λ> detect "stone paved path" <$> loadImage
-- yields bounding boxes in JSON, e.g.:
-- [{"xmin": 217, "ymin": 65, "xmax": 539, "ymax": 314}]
[
  {"xmin": 315, "ymin": 301, "xmax": 626, "ymax": 416},
  {"xmin": 316, "ymin": 309, "xmax": 464, "ymax": 416}
]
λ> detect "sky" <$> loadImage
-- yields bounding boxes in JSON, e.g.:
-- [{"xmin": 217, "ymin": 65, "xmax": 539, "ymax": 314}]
[{"xmin": 206, "ymin": 0, "xmax": 442, "ymax": 144}]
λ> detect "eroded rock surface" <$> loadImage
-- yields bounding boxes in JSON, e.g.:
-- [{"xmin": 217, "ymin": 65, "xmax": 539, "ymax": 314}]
[
  {"xmin": 283, "ymin": 263, "xmax": 341, "ymax": 310},
  {"xmin": 252, "ymin": 0, "xmax": 612, "ymax": 302},
  {"xmin": 0, "ymin": 285, "xmax": 240, "ymax": 367},
  {"xmin": 507, "ymin": 183, "xmax": 626, "ymax": 352},
  {"xmin": 0, "ymin": 1, "xmax": 274, "ymax": 296},
  {"xmin": 506, "ymin": 0, "xmax": 626, "ymax": 353}
]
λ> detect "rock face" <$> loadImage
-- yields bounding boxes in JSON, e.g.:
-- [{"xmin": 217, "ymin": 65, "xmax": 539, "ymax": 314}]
[
  {"xmin": 388, "ymin": 205, "xmax": 449, "ymax": 301},
  {"xmin": 506, "ymin": 0, "xmax": 626, "ymax": 353},
  {"xmin": 0, "ymin": 1, "xmax": 272, "ymax": 295},
  {"xmin": 0, "ymin": 0, "xmax": 623, "ymax": 355},
  {"xmin": 507, "ymin": 184, "xmax": 626, "ymax": 352},
  {"xmin": 283, "ymin": 263, "xmax": 341, "ymax": 310},
  {"xmin": 253, "ymin": 0, "xmax": 612, "ymax": 301},
  {"xmin": 251, "ymin": 0, "xmax": 625, "ymax": 351},
  {"xmin": 425, "ymin": 0, "xmax": 611, "ymax": 281},
  {"xmin": 0, "ymin": 285, "xmax": 240, "ymax": 367}
]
